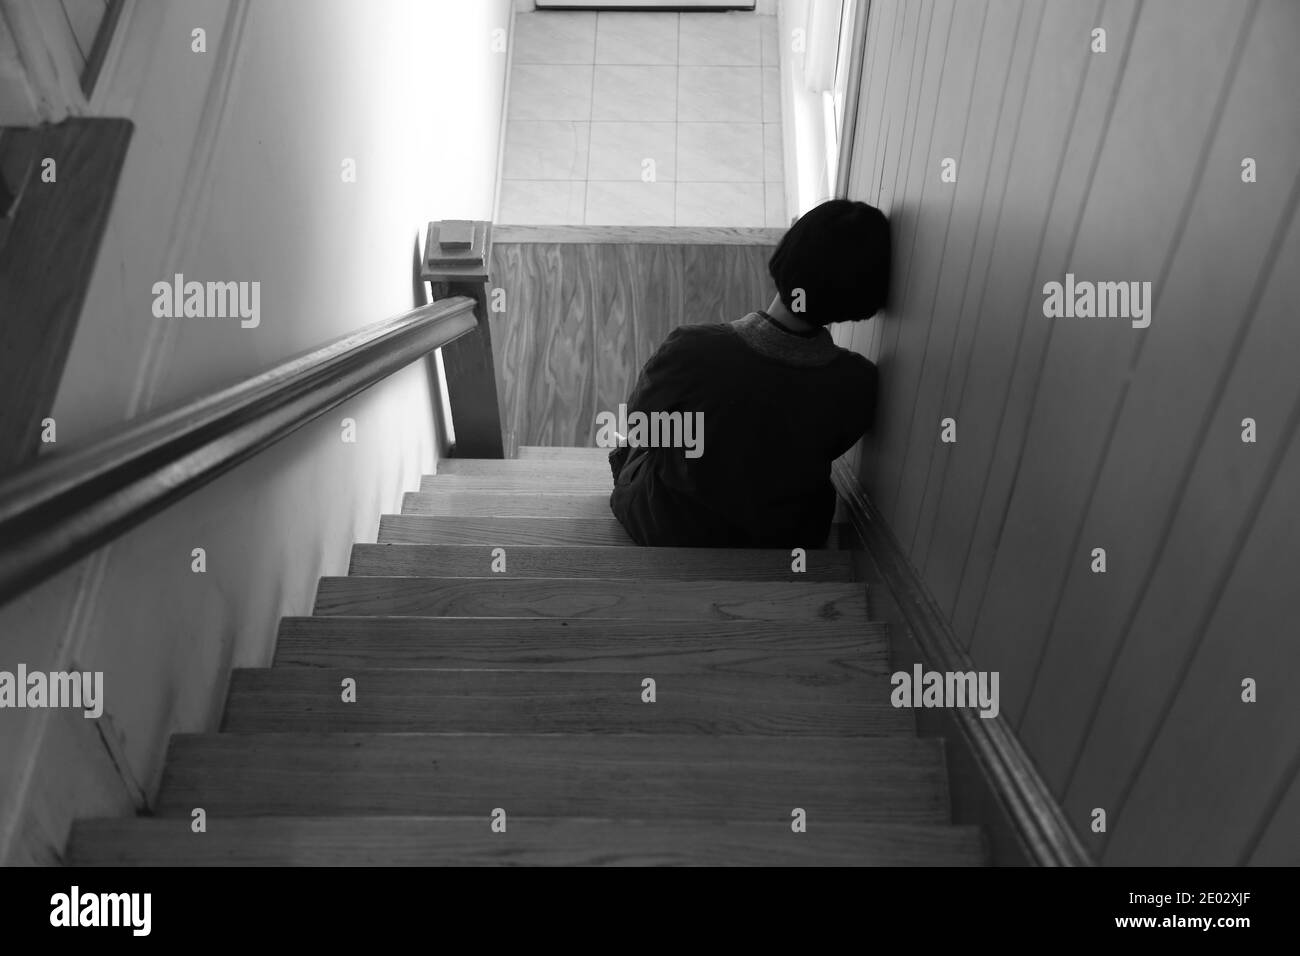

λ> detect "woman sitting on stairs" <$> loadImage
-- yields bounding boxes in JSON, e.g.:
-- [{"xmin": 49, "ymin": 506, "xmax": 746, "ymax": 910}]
[{"xmin": 608, "ymin": 199, "xmax": 890, "ymax": 549}]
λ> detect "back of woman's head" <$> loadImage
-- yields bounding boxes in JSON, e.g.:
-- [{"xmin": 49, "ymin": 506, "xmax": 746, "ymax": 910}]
[{"xmin": 768, "ymin": 199, "xmax": 891, "ymax": 326}]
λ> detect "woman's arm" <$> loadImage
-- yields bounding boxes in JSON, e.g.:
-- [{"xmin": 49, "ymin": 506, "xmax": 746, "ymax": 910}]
[{"xmin": 609, "ymin": 327, "xmax": 693, "ymax": 482}]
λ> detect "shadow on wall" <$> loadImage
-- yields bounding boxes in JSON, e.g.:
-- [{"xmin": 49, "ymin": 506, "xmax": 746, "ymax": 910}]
[{"xmin": 0, "ymin": 0, "xmax": 515, "ymax": 865}]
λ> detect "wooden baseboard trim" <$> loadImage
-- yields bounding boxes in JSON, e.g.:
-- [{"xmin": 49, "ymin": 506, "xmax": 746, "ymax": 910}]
[{"xmin": 831, "ymin": 459, "xmax": 1093, "ymax": 867}]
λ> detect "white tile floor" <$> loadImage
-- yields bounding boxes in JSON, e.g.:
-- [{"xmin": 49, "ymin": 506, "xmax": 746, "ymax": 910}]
[
  {"xmin": 586, "ymin": 122, "xmax": 676, "ymax": 181},
  {"xmin": 595, "ymin": 12, "xmax": 677, "ymax": 65},
  {"xmin": 499, "ymin": 9, "xmax": 785, "ymax": 228}
]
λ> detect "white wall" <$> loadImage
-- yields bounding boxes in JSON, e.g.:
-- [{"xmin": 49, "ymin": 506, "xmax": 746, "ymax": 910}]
[
  {"xmin": 0, "ymin": 0, "xmax": 514, "ymax": 864},
  {"xmin": 776, "ymin": 0, "xmax": 836, "ymax": 220}
]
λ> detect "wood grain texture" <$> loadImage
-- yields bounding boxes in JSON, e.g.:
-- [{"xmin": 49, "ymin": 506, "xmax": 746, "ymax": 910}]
[
  {"xmin": 420, "ymin": 474, "xmax": 612, "ymax": 494},
  {"xmin": 440, "ymin": 454, "xmax": 606, "ymax": 470},
  {"xmin": 434, "ymin": 457, "xmax": 609, "ymax": 479},
  {"xmin": 221, "ymin": 668, "xmax": 911, "ymax": 736},
  {"xmin": 401, "ymin": 490, "xmax": 612, "ymax": 518},
  {"xmin": 517, "ymin": 446, "xmax": 610, "ymax": 459},
  {"xmin": 491, "ymin": 241, "xmax": 595, "ymax": 447},
  {"xmin": 0, "ymin": 118, "xmax": 132, "ymax": 475},
  {"xmin": 68, "ymin": 817, "xmax": 986, "ymax": 866},
  {"xmin": 312, "ymin": 577, "xmax": 868, "ymax": 622},
  {"xmin": 680, "ymin": 242, "xmax": 774, "ymax": 330},
  {"xmin": 348, "ymin": 544, "xmax": 856, "ymax": 581},
  {"xmin": 378, "ymin": 514, "xmax": 633, "ymax": 546},
  {"xmin": 489, "ymin": 238, "xmax": 774, "ymax": 448},
  {"xmin": 591, "ymin": 242, "xmax": 643, "ymax": 432},
  {"xmin": 273, "ymin": 616, "xmax": 892, "ymax": 677},
  {"xmin": 155, "ymin": 733, "xmax": 950, "ymax": 822},
  {"xmin": 60, "ymin": 444, "xmax": 984, "ymax": 864},
  {"xmin": 493, "ymin": 225, "xmax": 786, "ymax": 245}
]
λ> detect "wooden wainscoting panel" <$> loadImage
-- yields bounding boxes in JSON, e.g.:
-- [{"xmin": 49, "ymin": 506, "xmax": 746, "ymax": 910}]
[{"xmin": 488, "ymin": 229, "xmax": 776, "ymax": 448}]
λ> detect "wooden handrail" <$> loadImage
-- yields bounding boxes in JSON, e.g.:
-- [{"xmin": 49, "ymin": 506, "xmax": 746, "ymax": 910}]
[{"xmin": 0, "ymin": 295, "xmax": 479, "ymax": 606}]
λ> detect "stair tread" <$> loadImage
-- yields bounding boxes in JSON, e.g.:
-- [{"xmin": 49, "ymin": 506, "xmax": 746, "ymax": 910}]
[
  {"xmin": 420, "ymin": 474, "xmax": 612, "ymax": 493},
  {"xmin": 221, "ymin": 667, "xmax": 910, "ymax": 735},
  {"xmin": 517, "ymin": 446, "xmax": 609, "ymax": 460},
  {"xmin": 273, "ymin": 616, "xmax": 890, "ymax": 675},
  {"xmin": 348, "ymin": 544, "xmax": 855, "ymax": 580},
  {"xmin": 312, "ymin": 576, "xmax": 867, "ymax": 621},
  {"xmin": 401, "ymin": 491, "xmax": 612, "ymax": 518},
  {"xmin": 433, "ymin": 459, "xmax": 609, "ymax": 478},
  {"xmin": 62, "ymin": 441, "xmax": 979, "ymax": 864},
  {"xmin": 379, "ymin": 515, "xmax": 633, "ymax": 546},
  {"xmin": 156, "ymin": 733, "xmax": 950, "ymax": 821},
  {"xmin": 68, "ymin": 817, "xmax": 984, "ymax": 866}
]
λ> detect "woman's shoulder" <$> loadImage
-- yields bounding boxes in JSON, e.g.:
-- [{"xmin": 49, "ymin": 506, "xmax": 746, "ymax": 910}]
[
  {"xmin": 661, "ymin": 321, "xmax": 744, "ymax": 353},
  {"xmin": 830, "ymin": 339, "xmax": 877, "ymax": 375}
]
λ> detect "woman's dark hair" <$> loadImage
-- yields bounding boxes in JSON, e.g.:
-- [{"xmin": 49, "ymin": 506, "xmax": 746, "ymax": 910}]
[{"xmin": 768, "ymin": 199, "xmax": 890, "ymax": 326}]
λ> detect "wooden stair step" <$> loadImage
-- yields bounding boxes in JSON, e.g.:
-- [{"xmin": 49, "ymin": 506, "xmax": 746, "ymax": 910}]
[
  {"xmin": 312, "ymin": 577, "xmax": 867, "ymax": 621},
  {"xmin": 379, "ymin": 515, "xmax": 633, "ymax": 546},
  {"xmin": 420, "ymin": 474, "xmax": 612, "ymax": 494},
  {"xmin": 221, "ymin": 668, "xmax": 911, "ymax": 735},
  {"xmin": 68, "ymin": 817, "xmax": 985, "ymax": 866},
  {"xmin": 434, "ymin": 459, "xmax": 609, "ymax": 479},
  {"xmin": 273, "ymin": 617, "xmax": 890, "ymax": 676},
  {"xmin": 517, "ymin": 446, "xmax": 608, "ymax": 461},
  {"xmin": 348, "ymin": 544, "xmax": 855, "ymax": 581},
  {"xmin": 154, "ymin": 733, "xmax": 950, "ymax": 822},
  {"xmin": 401, "ymin": 491, "xmax": 611, "ymax": 519}
]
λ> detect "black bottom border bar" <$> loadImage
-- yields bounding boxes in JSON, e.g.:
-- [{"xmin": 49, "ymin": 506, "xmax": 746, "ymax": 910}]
[{"xmin": 0, "ymin": 864, "xmax": 1284, "ymax": 943}]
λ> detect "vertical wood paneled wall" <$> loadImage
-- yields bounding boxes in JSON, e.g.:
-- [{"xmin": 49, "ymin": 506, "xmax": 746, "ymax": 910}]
[
  {"xmin": 487, "ymin": 226, "xmax": 780, "ymax": 453},
  {"xmin": 839, "ymin": 0, "xmax": 1300, "ymax": 864}
]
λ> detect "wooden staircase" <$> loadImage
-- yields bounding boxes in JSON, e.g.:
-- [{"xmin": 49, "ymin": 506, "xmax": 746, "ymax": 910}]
[{"xmin": 67, "ymin": 447, "xmax": 985, "ymax": 866}]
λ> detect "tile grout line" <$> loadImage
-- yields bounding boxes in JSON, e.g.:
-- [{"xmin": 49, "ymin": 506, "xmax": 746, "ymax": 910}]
[
  {"xmin": 673, "ymin": 12, "xmax": 680, "ymax": 225},
  {"xmin": 583, "ymin": 12, "xmax": 597, "ymax": 225}
]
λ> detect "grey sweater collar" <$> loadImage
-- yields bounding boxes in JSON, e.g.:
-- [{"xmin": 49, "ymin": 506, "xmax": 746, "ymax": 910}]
[{"xmin": 729, "ymin": 311, "xmax": 842, "ymax": 367}]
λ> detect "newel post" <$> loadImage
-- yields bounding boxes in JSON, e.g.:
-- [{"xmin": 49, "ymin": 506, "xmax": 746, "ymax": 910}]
[{"xmin": 421, "ymin": 219, "xmax": 505, "ymax": 458}]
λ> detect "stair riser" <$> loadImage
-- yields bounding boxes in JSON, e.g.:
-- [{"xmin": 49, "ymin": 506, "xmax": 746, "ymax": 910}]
[
  {"xmin": 68, "ymin": 819, "xmax": 985, "ymax": 867},
  {"xmin": 401, "ymin": 492, "xmax": 612, "ymax": 519},
  {"xmin": 62, "ymin": 442, "xmax": 976, "ymax": 866},
  {"xmin": 432, "ymin": 460, "xmax": 608, "ymax": 476},
  {"xmin": 348, "ymin": 544, "xmax": 854, "ymax": 581},
  {"xmin": 272, "ymin": 618, "xmax": 891, "ymax": 676},
  {"xmin": 221, "ymin": 669, "xmax": 912, "ymax": 735},
  {"xmin": 421, "ymin": 475, "xmax": 612, "ymax": 494},
  {"xmin": 517, "ymin": 446, "xmax": 608, "ymax": 461},
  {"xmin": 155, "ymin": 735, "xmax": 950, "ymax": 823},
  {"xmin": 312, "ymin": 577, "xmax": 868, "ymax": 622},
  {"xmin": 379, "ymin": 515, "xmax": 633, "ymax": 546}
]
